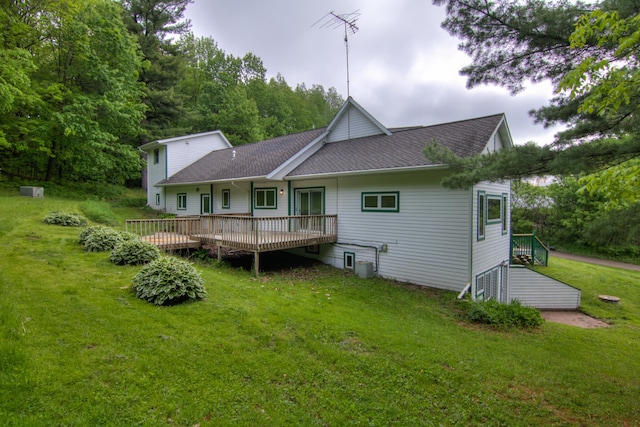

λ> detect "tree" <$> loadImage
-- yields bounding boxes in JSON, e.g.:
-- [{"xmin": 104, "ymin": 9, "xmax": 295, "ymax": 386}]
[
  {"xmin": 428, "ymin": 0, "xmax": 640, "ymax": 188},
  {"xmin": 121, "ymin": 0, "xmax": 192, "ymax": 143},
  {"xmin": 0, "ymin": 0, "xmax": 145, "ymax": 183}
]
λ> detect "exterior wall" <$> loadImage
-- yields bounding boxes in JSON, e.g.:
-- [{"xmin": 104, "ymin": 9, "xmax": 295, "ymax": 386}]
[
  {"xmin": 165, "ymin": 133, "xmax": 229, "ymax": 177},
  {"xmin": 471, "ymin": 180, "xmax": 512, "ymax": 300},
  {"xmin": 147, "ymin": 145, "xmax": 167, "ymax": 209},
  {"xmin": 508, "ymin": 266, "xmax": 581, "ymax": 309},
  {"xmin": 327, "ymin": 106, "xmax": 385, "ymax": 142},
  {"xmin": 291, "ymin": 170, "xmax": 473, "ymax": 292},
  {"xmin": 164, "ymin": 185, "xmax": 209, "ymax": 216},
  {"xmin": 213, "ymin": 182, "xmax": 251, "ymax": 214}
]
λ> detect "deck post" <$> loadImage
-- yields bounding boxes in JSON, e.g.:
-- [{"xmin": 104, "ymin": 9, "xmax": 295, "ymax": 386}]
[
  {"xmin": 253, "ymin": 251, "xmax": 260, "ymax": 277},
  {"xmin": 218, "ymin": 246, "xmax": 222, "ymax": 262}
]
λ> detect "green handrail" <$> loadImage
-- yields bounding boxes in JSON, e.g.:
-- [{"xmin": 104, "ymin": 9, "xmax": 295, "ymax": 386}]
[{"xmin": 511, "ymin": 232, "xmax": 549, "ymax": 266}]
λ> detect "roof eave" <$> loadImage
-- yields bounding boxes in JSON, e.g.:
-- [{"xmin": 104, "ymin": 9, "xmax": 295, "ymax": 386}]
[{"xmin": 285, "ymin": 164, "xmax": 449, "ymax": 180}]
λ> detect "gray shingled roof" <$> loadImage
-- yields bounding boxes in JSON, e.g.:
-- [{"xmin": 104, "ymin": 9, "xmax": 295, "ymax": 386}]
[
  {"xmin": 158, "ymin": 128, "xmax": 326, "ymax": 185},
  {"xmin": 158, "ymin": 114, "xmax": 504, "ymax": 185},
  {"xmin": 288, "ymin": 114, "xmax": 504, "ymax": 176}
]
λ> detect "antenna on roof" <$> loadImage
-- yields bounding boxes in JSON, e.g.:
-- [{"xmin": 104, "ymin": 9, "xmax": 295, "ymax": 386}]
[{"xmin": 313, "ymin": 10, "xmax": 360, "ymax": 98}]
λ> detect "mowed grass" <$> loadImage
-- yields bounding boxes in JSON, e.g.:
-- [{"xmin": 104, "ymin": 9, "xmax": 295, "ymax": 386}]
[{"xmin": 1, "ymin": 192, "xmax": 639, "ymax": 426}]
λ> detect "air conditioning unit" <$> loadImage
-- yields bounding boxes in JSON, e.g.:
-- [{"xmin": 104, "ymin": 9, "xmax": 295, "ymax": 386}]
[{"xmin": 20, "ymin": 186, "xmax": 44, "ymax": 198}]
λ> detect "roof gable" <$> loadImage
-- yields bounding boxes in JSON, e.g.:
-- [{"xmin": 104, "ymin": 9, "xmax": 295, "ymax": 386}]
[
  {"xmin": 288, "ymin": 114, "xmax": 507, "ymax": 177},
  {"xmin": 326, "ymin": 97, "xmax": 391, "ymax": 142}
]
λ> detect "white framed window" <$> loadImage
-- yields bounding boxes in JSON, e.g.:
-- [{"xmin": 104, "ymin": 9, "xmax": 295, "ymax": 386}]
[
  {"xmin": 177, "ymin": 193, "xmax": 187, "ymax": 210},
  {"xmin": 254, "ymin": 188, "xmax": 277, "ymax": 209},
  {"xmin": 222, "ymin": 189, "xmax": 230, "ymax": 209},
  {"xmin": 153, "ymin": 148, "xmax": 159, "ymax": 165},
  {"xmin": 361, "ymin": 192, "xmax": 399, "ymax": 212},
  {"xmin": 344, "ymin": 252, "xmax": 355, "ymax": 270},
  {"xmin": 155, "ymin": 193, "xmax": 160, "ymax": 205}
]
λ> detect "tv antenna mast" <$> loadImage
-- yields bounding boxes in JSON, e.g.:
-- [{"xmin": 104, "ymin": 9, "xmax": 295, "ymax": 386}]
[{"xmin": 313, "ymin": 10, "xmax": 360, "ymax": 98}]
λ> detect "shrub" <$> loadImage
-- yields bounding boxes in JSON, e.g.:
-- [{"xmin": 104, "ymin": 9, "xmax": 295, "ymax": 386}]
[
  {"xmin": 82, "ymin": 226, "xmax": 124, "ymax": 252},
  {"xmin": 110, "ymin": 239, "xmax": 160, "ymax": 265},
  {"xmin": 460, "ymin": 299, "xmax": 544, "ymax": 329},
  {"xmin": 79, "ymin": 200, "xmax": 118, "ymax": 226},
  {"xmin": 79, "ymin": 225, "xmax": 110, "ymax": 245},
  {"xmin": 42, "ymin": 212, "xmax": 87, "ymax": 227},
  {"xmin": 132, "ymin": 257, "xmax": 207, "ymax": 306}
]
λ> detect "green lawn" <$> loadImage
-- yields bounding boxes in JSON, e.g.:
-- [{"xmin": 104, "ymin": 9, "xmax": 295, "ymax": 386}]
[{"xmin": 1, "ymin": 191, "xmax": 639, "ymax": 426}]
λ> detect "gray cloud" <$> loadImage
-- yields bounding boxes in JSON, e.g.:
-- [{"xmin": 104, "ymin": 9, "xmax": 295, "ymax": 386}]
[{"xmin": 185, "ymin": 0, "xmax": 562, "ymax": 146}]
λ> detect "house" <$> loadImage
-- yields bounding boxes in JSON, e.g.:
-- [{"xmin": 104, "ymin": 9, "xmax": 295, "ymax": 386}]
[{"xmin": 138, "ymin": 98, "xmax": 580, "ymax": 309}]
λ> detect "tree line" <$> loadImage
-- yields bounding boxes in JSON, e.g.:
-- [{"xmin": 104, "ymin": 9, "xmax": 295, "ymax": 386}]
[{"xmin": 0, "ymin": 0, "xmax": 343, "ymax": 185}]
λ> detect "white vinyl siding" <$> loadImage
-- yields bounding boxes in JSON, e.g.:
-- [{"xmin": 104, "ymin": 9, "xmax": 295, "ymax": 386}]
[
  {"xmin": 146, "ymin": 145, "xmax": 167, "ymax": 208},
  {"xmin": 290, "ymin": 170, "xmax": 472, "ymax": 292},
  {"xmin": 327, "ymin": 106, "xmax": 386, "ymax": 142},
  {"xmin": 509, "ymin": 266, "xmax": 581, "ymax": 309},
  {"xmin": 472, "ymin": 181, "xmax": 511, "ymax": 292},
  {"xmin": 165, "ymin": 132, "xmax": 230, "ymax": 177},
  {"xmin": 213, "ymin": 183, "xmax": 251, "ymax": 214}
]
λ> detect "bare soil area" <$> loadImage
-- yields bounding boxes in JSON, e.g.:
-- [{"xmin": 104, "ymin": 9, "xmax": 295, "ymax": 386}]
[{"xmin": 541, "ymin": 311, "xmax": 609, "ymax": 328}]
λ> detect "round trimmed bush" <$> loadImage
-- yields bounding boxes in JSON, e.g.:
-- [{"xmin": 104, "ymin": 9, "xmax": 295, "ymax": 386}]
[
  {"xmin": 110, "ymin": 239, "xmax": 160, "ymax": 265},
  {"xmin": 82, "ymin": 226, "xmax": 123, "ymax": 252},
  {"xmin": 132, "ymin": 257, "xmax": 207, "ymax": 306},
  {"xmin": 78, "ymin": 225, "xmax": 110, "ymax": 245},
  {"xmin": 43, "ymin": 211, "xmax": 87, "ymax": 227}
]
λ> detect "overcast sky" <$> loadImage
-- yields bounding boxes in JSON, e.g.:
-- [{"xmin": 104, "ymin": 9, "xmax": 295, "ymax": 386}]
[{"xmin": 184, "ymin": 0, "xmax": 562, "ymax": 146}]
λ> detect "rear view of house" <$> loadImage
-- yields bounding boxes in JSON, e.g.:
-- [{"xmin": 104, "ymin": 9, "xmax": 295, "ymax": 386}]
[{"xmin": 137, "ymin": 97, "xmax": 580, "ymax": 309}]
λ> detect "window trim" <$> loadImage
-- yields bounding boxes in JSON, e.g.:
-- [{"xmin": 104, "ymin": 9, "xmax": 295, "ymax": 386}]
[
  {"xmin": 254, "ymin": 187, "xmax": 278, "ymax": 210},
  {"xmin": 486, "ymin": 194, "xmax": 502, "ymax": 224},
  {"xmin": 477, "ymin": 191, "xmax": 486, "ymax": 241},
  {"xmin": 155, "ymin": 193, "xmax": 160, "ymax": 206},
  {"xmin": 177, "ymin": 193, "xmax": 187, "ymax": 210},
  {"xmin": 221, "ymin": 189, "xmax": 230, "ymax": 209},
  {"xmin": 153, "ymin": 148, "xmax": 159, "ymax": 165},
  {"xmin": 361, "ymin": 191, "xmax": 400, "ymax": 212},
  {"xmin": 201, "ymin": 193, "xmax": 211, "ymax": 215},
  {"xmin": 344, "ymin": 252, "xmax": 355, "ymax": 270},
  {"xmin": 502, "ymin": 193, "xmax": 509, "ymax": 235}
]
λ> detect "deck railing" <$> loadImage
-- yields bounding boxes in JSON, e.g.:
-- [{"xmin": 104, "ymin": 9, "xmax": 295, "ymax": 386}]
[
  {"xmin": 126, "ymin": 214, "xmax": 338, "ymax": 252},
  {"xmin": 511, "ymin": 233, "xmax": 549, "ymax": 266}
]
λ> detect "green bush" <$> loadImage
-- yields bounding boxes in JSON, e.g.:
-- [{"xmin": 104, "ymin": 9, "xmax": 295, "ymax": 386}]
[
  {"xmin": 132, "ymin": 257, "xmax": 207, "ymax": 306},
  {"xmin": 460, "ymin": 299, "xmax": 544, "ymax": 329},
  {"xmin": 79, "ymin": 200, "xmax": 118, "ymax": 226},
  {"xmin": 82, "ymin": 226, "xmax": 124, "ymax": 252},
  {"xmin": 110, "ymin": 239, "xmax": 160, "ymax": 265},
  {"xmin": 42, "ymin": 211, "xmax": 87, "ymax": 227},
  {"xmin": 79, "ymin": 225, "xmax": 110, "ymax": 245}
]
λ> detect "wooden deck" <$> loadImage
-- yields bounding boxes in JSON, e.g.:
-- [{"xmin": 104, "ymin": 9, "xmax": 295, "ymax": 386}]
[{"xmin": 126, "ymin": 215, "xmax": 338, "ymax": 253}]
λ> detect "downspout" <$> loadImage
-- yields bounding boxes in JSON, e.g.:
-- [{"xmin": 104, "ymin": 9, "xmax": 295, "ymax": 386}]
[{"xmin": 467, "ymin": 186, "xmax": 474, "ymax": 300}]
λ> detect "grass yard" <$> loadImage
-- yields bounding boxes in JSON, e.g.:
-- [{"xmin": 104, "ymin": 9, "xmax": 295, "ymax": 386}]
[{"xmin": 1, "ymin": 190, "xmax": 639, "ymax": 426}]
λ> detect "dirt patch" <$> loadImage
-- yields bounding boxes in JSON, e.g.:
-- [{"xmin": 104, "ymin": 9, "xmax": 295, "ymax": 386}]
[{"xmin": 541, "ymin": 311, "xmax": 609, "ymax": 328}]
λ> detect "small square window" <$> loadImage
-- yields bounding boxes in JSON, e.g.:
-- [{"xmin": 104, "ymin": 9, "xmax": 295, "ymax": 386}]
[{"xmin": 487, "ymin": 196, "xmax": 502, "ymax": 223}]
